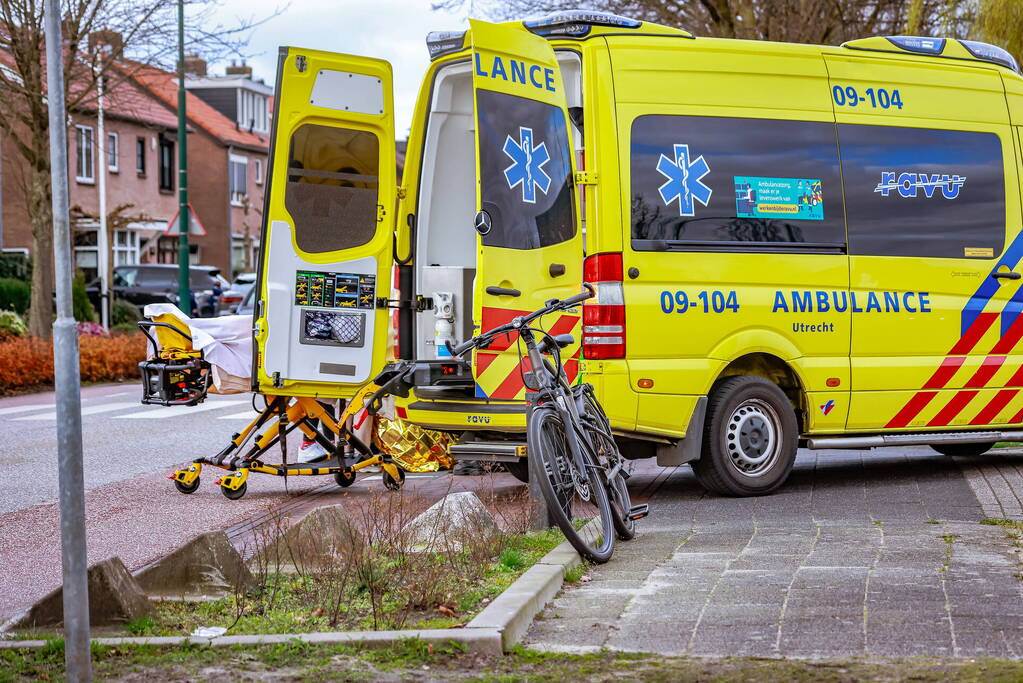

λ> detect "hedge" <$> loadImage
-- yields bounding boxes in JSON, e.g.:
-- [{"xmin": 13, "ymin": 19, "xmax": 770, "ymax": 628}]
[{"xmin": 0, "ymin": 332, "xmax": 147, "ymax": 395}]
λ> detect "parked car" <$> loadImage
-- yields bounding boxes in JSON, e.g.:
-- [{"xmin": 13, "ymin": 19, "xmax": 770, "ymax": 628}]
[
  {"xmin": 235, "ymin": 285, "xmax": 256, "ymax": 316},
  {"xmin": 87, "ymin": 264, "xmax": 229, "ymax": 318},
  {"xmin": 216, "ymin": 272, "xmax": 257, "ymax": 316}
]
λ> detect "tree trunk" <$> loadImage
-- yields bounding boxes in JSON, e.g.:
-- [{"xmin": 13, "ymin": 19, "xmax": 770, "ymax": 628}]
[{"xmin": 28, "ymin": 163, "xmax": 55, "ymax": 340}]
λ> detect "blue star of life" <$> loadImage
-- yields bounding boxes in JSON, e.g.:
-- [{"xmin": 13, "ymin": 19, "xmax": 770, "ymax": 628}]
[
  {"xmin": 504, "ymin": 126, "xmax": 552, "ymax": 204},
  {"xmin": 657, "ymin": 144, "xmax": 712, "ymax": 216}
]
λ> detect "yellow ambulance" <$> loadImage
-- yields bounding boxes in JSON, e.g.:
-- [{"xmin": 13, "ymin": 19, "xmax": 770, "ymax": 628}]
[{"xmin": 253, "ymin": 11, "xmax": 1023, "ymax": 495}]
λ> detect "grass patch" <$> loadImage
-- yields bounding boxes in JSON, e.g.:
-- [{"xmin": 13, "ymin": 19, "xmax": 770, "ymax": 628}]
[
  {"xmin": 7, "ymin": 639, "xmax": 1023, "ymax": 682},
  {"xmin": 925, "ymin": 519, "xmax": 941, "ymax": 525},
  {"xmin": 564, "ymin": 562, "xmax": 588, "ymax": 583},
  {"xmin": 980, "ymin": 518, "xmax": 1023, "ymax": 528}
]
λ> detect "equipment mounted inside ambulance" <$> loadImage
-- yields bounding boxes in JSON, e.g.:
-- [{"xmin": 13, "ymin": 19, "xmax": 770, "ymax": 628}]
[{"xmin": 253, "ymin": 11, "xmax": 1023, "ymax": 496}]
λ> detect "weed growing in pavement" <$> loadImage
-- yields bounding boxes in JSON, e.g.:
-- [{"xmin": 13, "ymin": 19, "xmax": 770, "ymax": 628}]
[
  {"xmin": 980, "ymin": 518, "xmax": 1023, "ymax": 527},
  {"xmin": 564, "ymin": 563, "xmax": 588, "ymax": 583},
  {"xmin": 926, "ymin": 519, "xmax": 941, "ymax": 524},
  {"xmin": 135, "ymin": 484, "xmax": 563, "ymax": 637}
]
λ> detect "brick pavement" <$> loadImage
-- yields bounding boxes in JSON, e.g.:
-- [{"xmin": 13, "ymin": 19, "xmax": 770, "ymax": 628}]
[{"xmin": 526, "ymin": 447, "xmax": 1023, "ymax": 658}]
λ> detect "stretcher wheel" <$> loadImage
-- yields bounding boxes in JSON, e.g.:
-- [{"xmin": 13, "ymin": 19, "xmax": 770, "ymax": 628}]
[
  {"xmin": 221, "ymin": 482, "xmax": 247, "ymax": 500},
  {"xmin": 382, "ymin": 467, "xmax": 405, "ymax": 491},
  {"xmin": 174, "ymin": 477, "xmax": 200, "ymax": 494},
  {"xmin": 335, "ymin": 471, "xmax": 356, "ymax": 488}
]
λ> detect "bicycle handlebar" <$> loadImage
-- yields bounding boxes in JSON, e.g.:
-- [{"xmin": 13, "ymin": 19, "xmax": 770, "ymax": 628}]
[{"xmin": 448, "ymin": 283, "xmax": 595, "ymax": 358}]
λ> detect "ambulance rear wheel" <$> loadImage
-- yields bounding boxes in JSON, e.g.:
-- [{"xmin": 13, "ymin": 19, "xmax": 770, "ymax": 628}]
[
  {"xmin": 931, "ymin": 442, "xmax": 995, "ymax": 457},
  {"xmin": 505, "ymin": 460, "xmax": 529, "ymax": 483},
  {"xmin": 174, "ymin": 477, "xmax": 200, "ymax": 495},
  {"xmin": 692, "ymin": 376, "xmax": 798, "ymax": 497}
]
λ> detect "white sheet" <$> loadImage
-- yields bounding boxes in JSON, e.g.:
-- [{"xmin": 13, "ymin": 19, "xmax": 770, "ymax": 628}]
[{"xmin": 143, "ymin": 304, "xmax": 253, "ymax": 380}]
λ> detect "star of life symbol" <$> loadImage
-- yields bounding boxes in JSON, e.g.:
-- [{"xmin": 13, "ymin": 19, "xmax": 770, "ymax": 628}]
[
  {"xmin": 503, "ymin": 126, "xmax": 551, "ymax": 203},
  {"xmin": 657, "ymin": 143, "xmax": 712, "ymax": 216}
]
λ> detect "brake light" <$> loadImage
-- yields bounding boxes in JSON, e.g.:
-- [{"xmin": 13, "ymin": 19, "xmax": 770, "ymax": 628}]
[{"xmin": 582, "ymin": 252, "xmax": 625, "ymax": 359}]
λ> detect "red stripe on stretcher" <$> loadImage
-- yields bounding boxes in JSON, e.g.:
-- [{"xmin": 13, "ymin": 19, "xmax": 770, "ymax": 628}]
[
  {"xmin": 927, "ymin": 390, "xmax": 979, "ymax": 427},
  {"xmin": 970, "ymin": 389, "xmax": 1019, "ymax": 425}
]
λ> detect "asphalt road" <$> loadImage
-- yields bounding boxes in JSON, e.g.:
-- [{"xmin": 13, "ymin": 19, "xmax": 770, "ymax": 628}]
[{"xmin": 0, "ymin": 383, "xmax": 262, "ymax": 515}]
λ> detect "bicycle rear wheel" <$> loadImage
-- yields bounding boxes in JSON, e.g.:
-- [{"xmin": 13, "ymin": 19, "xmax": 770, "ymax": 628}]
[
  {"xmin": 528, "ymin": 405, "xmax": 615, "ymax": 563},
  {"xmin": 584, "ymin": 424, "xmax": 636, "ymax": 541}
]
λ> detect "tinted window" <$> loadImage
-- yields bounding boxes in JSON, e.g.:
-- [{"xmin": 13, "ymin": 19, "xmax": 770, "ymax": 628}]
[
  {"xmin": 477, "ymin": 90, "xmax": 575, "ymax": 250},
  {"xmin": 631, "ymin": 116, "xmax": 845, "ymax": 251},
  {"xmin": 285, "ymin": 124, "xmax": 379, "ymax": 254},
  {"xmin": 839, "ymin": 125, "xmax": 1004, "ymax": 259},
  {"xmin": 113, "ymin": 268, "xmax": 138, "ymax": 287}
]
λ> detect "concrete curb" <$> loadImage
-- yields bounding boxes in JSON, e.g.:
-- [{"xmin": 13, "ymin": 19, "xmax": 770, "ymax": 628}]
[{"xmin": 0, "ymin": 532, "xmax": 583, "ymax": 655}]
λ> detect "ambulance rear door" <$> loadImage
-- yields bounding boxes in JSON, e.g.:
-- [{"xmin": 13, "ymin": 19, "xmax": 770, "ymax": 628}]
[
  {"xmin": 469, "ymin": 19, "xmax": 584, "ymax": 400},
  {"xmin": 254, "ymin": 47, "xmax": 396, "ymax": 397}
]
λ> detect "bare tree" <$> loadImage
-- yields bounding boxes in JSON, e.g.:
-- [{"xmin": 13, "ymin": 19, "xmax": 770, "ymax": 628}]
[
  {"xmin": 0, "ymin": 0, "xmax": 279, "ymax": 338},
  {"xmin": 434, "ymin": 0, "xmax": 996, "ymax": 51}
]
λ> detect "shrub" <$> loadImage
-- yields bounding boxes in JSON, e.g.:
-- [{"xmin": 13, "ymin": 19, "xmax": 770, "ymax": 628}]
[
  {"xmin": 72, "ymin": 274, "xmax": 96, "ymax": 323},
  {"xmin": 112, "ymin": 298, "xmax": 141, "ymax": 327},
  {"xmin": 76, "ymin": 321, "xmax": 108, "ymax": 337},
  {"xmin": 0, "ymin": 278, "xmax": 30, "ymax": 314},
  {"xmin": 0, "ymin": 332, "xmax": 147, "ymax": 394},
  {"xmin": 110, "ymin": 322, "xmax": 139, "ymax": 336},
  {"xmin": 0, "ymin": 310, "xmax": 27, "ymax": 340}
]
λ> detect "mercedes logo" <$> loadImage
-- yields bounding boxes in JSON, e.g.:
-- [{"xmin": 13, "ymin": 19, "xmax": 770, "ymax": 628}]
[{"xmin": 474, "ymin": 210, "xmax": 492, "ymax": 235}]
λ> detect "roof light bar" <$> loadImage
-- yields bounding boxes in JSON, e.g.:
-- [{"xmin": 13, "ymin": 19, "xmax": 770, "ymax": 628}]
[
  {"xmin": 886, "ymin": 35, "xmax": 945, "ymax": 55},
  {"xmin": 426, "ymin": 30, "xmax": 467, "ymax": 61},
  {"xmin": 523, "ymin": 10, "xmax": 642, "ymax": 38},
  {"xmin": 960, "ymin": 39, "xmax": 1020, "ymax": 73}
]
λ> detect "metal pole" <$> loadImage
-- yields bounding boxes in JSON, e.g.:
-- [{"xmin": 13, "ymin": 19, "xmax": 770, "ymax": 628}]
[
  {"xmin": 96, "ymin": 72, "xmax": 109, "ymax": 329},
  {"xmin": 176, "ymin": 0, "xmax": 189, "ymax": 309},
  {"xmin": 44, "ymin": 0, "xmax": 92, "ymax": 679}
]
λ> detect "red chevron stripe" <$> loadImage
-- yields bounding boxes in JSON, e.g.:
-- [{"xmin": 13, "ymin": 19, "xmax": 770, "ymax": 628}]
[
  {"xmin": 923, "ymin": 357, "xmax": 966, "ymax": 389},
  {"xmin": 886, "ymin": 391, "xmax": 939, "ymax": 428},
  {"xmin": 1006, "ymin": 365, "xmax": 1023, "ymax": 387},
  {"xmin": 965, "ymin": 356, "xmax": 1006, "ymax": 388},
  {"xmin": 474, "ymin": 351, "xmax": 498, "ymax": 376},
  {"xmin": 949, "ymin": 312, "xmax": 999, "ymax": 355},
  {"xmin": 489, "ymin": 355, "xmax": 532, "ymax": 400},
  {"xmin": 970, "ymin": 389, "xmax": 1019, "ymax": 425},
  {"xmin": 992, "ymin": 313, "xmax": 1023, "ymax": 354},
  {"xmin": 927, "ymin": 390, "xmax": 979, "ymax": 427},
  {"xmin": 1011, "ymin": 407, "xmax": 1023, "ymax": 423}
]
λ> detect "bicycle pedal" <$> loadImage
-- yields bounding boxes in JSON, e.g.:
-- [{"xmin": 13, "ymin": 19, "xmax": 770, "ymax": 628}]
[{"xmin": 627, "ymin": 504, "xmax": 649, "ymax": 521}]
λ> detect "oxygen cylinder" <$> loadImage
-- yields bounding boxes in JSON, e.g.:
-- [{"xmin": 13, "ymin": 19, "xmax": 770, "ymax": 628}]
[{"xmin": 433, "ymin": 291, "xmax": 455, "ymax": 358}]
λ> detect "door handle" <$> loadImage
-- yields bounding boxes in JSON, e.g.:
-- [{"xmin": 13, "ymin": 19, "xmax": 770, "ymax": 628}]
[
  {"xmin": 549, "ymin": 263, "xmax": 566, "ymax": 277},
  {"xmin": 486, "ymin": 286, "xmax": 521, "ymax": 297},
  {"xmin": 993, "ymin": 271, "xmax": 1021, "ymax": 280}
]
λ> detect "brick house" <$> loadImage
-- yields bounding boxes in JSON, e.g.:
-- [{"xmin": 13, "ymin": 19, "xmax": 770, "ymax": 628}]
[{"xmin": 0, "ymin": 56, "xmax": 269, "ymax": 282}]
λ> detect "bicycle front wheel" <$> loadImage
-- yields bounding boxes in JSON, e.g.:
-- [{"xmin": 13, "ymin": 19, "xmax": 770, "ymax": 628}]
[{"xmin": 528, "ymin": 405, "xmax": 615, "ymax": 563}]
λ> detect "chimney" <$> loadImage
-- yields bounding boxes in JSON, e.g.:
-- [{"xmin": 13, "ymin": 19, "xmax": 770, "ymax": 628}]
[
  {"xmin": 225, "ymin": 60, "xmax": 253, "ymax": 78},
  {"xmin": 88, "ymin": 29, "xmax": 123, "ymax": 54},
  {"xmin": 181, "ymin": 53, "xmax": 207, "ymax": 77}
]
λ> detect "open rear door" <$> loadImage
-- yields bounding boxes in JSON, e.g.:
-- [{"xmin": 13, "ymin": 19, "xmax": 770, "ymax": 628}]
[
  {"xmin": 469, "ymin": 20, "xmax": 584, "ymax": 400},
  {"xmin": 254, "ymin": 47, "xmax": 396, "ymax": 397}
]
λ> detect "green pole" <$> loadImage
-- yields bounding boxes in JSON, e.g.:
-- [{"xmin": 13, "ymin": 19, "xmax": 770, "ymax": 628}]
[{"xmin": 176, "ymin": 0, "xmax": 189, "ymax": 309}]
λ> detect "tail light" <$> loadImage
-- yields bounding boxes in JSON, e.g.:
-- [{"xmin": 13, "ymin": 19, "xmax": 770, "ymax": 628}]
[{"xmin": 582, "ymin": 252, "xmax": 625, "ymax": 359}]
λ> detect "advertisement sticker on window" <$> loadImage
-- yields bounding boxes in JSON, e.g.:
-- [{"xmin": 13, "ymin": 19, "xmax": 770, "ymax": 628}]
[{"xmin": 734, "ymin": 176, "xmax": 824, "ymax": 221}]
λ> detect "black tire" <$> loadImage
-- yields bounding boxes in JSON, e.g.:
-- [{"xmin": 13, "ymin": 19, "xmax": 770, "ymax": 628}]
[
  {"xmin": 174, "ymin": 477, "xmax": 200, "ymax": 494},
  {"xmin": 691, "ymin": 376, "xmax": 798, "ymax": 497},
  {"xmin": 931, "ymin": 442, "xmax": 995, "ymax": 457},
  {"xmin": 335, "ymin": 470, "xmax": 356, "ymax": 487},
  {"xmin": 528, "ymin": 405, "xmax": 615, "ymax": 563},
  {"xmin": 505, "ymin": 460, "xmax": 529, "ymax": 483},
  {"xmin": 382, "ymin": 467, "xmax": 405, "ymax": 491},
  {"xmin": 220, "ymin": 481, "xmax": 247, "ymax": 500},
  {"xmin": 584, "ymin": 425, "xmax": 636, "ymax": 540}
]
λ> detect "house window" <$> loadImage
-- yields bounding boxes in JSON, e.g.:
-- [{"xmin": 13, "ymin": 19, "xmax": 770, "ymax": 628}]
[
  {"xmin": 107, "ymin": 132, "xmax": 119, "ymax": 173},
  {"xmin": 75, "ymin": 125, "xmax": 94, "ymax": 183},
  {"xmin": 135, "ymin": 136, "xmax": 146, "ymax": 175},
  {"xmin": 112, "ymin": 229, "xmax": 139, "ymax": 266},
  {"xmin": 159, "ymin": 137, "xmax": 174, "ymax": 191},
  {"xmin": 254, "ymin": 158, "xmax": 263, "ymax": 185},
  {"xmin": 230, "ymin": 154, "xmax": 248, "ymax": 205}
]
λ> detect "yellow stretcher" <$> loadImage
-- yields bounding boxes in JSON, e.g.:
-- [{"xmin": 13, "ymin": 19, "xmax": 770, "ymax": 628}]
[{"xmin": 138, "ymin": 312, "xmax": 416, "ymax": 499}]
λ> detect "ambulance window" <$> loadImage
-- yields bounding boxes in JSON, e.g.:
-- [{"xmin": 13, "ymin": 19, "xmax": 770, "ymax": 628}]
[
  {"xmin": 284, "ymin": 124, "xmax": 380, "ymax": 254},
  {"xmin": 476, "ymin": 90, "xmax": 575, "ymax": 250},
  {"xmin": 839, "ymin": 125, "xmax": 1004, "ymax": 259},
  {"xmin": 630, "ymin": 116, "xmax": 845, "ymax": 251}
]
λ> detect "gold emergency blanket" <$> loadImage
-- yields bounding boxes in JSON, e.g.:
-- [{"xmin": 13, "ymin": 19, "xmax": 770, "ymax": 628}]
[{"xmin": 373, "ymin": 416, "xmax": 454, "ymax": 472}]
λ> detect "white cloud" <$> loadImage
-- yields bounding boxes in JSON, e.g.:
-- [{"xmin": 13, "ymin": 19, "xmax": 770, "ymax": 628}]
[{"xmin": 203, "ymin": 0, "xmax": 470, "ymax": 137}]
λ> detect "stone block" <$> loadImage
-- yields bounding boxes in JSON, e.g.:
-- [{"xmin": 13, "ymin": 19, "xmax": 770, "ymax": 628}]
[
  {"xmin": 252, "ymin": 504, "xmax": 359, "ymax": 572},
  {"xmin": 402, "ymin": 491, "xmax": 498, "ymax": 552},
  {"xmin": 134, "ymin": 531, "xmax": 255, "ymax": 599}
]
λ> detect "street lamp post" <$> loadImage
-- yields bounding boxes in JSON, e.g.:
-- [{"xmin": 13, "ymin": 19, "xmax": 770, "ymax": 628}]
[{"xmin": 176, "ymin": 0, "xmax": 189, "ymax": 308}]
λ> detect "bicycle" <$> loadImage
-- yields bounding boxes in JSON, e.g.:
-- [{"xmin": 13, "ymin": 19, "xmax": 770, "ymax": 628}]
[{"xmin": 448, "ymin": 284, "xmax": 648, "ymax": 563}]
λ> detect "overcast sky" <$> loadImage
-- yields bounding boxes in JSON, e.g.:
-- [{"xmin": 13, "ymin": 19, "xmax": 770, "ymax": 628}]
[{"xmin": 204, "ymin": 0, "xmax": 473, "ymax": 138}]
